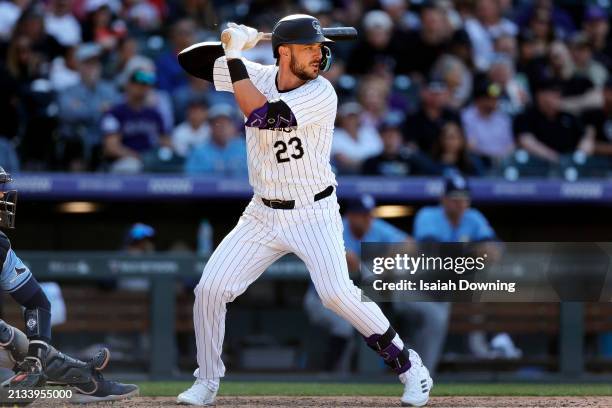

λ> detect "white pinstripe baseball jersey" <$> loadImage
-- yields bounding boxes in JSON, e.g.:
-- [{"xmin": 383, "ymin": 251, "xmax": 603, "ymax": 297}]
[
  {"xmin": 213, "ymin": 56, "xmax": 338, "ymax": 205},
  {"xmin": 189, "ymin": 56, "xmax": 405, "ymax": 384}
]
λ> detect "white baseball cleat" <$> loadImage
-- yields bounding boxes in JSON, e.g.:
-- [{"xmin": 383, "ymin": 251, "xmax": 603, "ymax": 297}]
[
  {"xmin": 177, "ymin": 378, "xmax": 218, "ymax": 406},
  {"xmin": 399, "ymin": 349, "xmax": 433, "ymax": 407}
]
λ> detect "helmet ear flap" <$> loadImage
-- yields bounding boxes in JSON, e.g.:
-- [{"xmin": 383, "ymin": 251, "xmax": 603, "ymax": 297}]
[{"xmin": 320, "ymin": 45, "xmax": 332, "ymax": 72}]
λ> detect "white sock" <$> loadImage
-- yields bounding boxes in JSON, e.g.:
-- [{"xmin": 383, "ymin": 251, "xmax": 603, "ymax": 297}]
[{"xmin": 391, "ymin": 333, "xmax": 404, "ymax": 350}]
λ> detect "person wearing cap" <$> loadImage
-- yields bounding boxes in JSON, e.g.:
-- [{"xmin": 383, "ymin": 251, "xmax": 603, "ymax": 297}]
[
  {"xmin": 58, "ymin": 43, "xmax": 120, "ymax": 170},
  {"xmin": 171, "ymin": 98, "xmax": 211, "ymax": 157},
  {"xmin": 98, "ymin": 221, "xmax": 157, "ymax": 370},
  {"xmin": 403, "ymin": 79, "xmax": 460, "ymax": 155},
  {"xmin": 394, "ymin": 175, "xmax": 499, "ymax": 372},
  {"xmin": 98, "ymin": 221, "xmax": 157, "ymax": 291},
  {"xmin": 415, "ymin": 175, "xmax": 496, "ymax": 242},
  {"xmin": 125, "ymin": 222, "xmax": 156, "ymax": 254},
  {"xmin": 361, "ymin": 116, "xmax": 436, "ymax": 176},
  {"xmin": 461, "ymin": 78, "xmax": 514, "ymax": 164},
  {"xmin": 513, "ymin": 77, "xmax": 594, "ymax": 164},
  {"xmin": 583, "ymin": 79, "xmax": 612, "ymax": 166},
  {"xmin": 184, "ymin": 104, "xmax": 247, "ymax": 177},
  {"xmin": 101, "ymin": 68, "xmax": 170, "ymax": 173},
  {"xmin": 582, "ymin": 6, "xmax": 611, "ymax": 71},
  {"xmin": 108, "ymin": 222, "xmax": 158, "ymax": 291},
  {"xmin": 303, "ymin": 194, "xmax": 410, "ymax": 372},
  {"xmin": 331, "ymin": 102, "xmax": 383, "ymax": 174}
]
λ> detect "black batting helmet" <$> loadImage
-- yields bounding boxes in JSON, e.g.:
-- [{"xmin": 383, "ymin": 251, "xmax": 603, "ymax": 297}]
[
  {"xmin": 0, "ymin": 167, "xmax": 17, "ymax": 229},
  {"xmin": 272, "ymin": 14, "xmax": 334, "ymax": 71}
]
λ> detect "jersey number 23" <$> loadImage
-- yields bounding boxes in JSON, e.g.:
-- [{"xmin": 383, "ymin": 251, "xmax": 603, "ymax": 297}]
[{"xmin": 274, "ymin": 137, "xmax": 304, "ymax": 163}]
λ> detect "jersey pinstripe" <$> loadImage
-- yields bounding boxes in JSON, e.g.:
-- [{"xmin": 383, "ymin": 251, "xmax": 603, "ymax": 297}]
[{"xmin": 213, "ymin": 56, "xmax": 337, "ymax": 206}]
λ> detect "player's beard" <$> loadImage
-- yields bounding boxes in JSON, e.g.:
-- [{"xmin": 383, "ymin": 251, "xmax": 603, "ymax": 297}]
[{"xmin": 289, "ymin": 52, "xmax": 318, "ymax": 81}]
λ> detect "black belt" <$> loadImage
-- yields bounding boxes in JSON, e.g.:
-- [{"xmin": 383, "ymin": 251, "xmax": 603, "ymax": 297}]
[{"xmin": 262, "ymin": 186, "xmax": 334, "ymax": 210}]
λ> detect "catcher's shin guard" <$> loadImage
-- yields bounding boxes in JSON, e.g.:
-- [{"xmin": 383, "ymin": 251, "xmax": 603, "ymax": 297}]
[
  {"xmin": 0, "ymin": 322, "xmax": 46, "ymax": 390},
  {"xmin": 0, "ymin": 320, "xmax": 28, "ymax": 368}
]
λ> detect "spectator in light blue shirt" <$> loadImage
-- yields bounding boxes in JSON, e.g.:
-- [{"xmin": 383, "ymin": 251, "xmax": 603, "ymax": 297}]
[
  {"xmin": 413, "ymin": 181, "xmax": 496, "ymax": 243},
  {"xmin": 395, "ymin": 174, "xmax": 503, "ymax": 374},
  {"xmin": 304, "ymin": 194, "xmax": 410, "ymax": 372},
  {"xmin": 184, "ymin": 104, "xmax": 248, "ymax": 177}
]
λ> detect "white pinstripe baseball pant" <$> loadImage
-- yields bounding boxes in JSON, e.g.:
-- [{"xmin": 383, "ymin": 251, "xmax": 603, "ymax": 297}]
[{"xmin": 193, "ymin": 193, "xmax": 402, "ymax": 379}]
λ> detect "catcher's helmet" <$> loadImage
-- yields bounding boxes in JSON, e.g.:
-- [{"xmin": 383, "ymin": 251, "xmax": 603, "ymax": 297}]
[
  {"xmin": 272, "ymin": 14, "xmax": 334, "ymax": 71},
  {"xmin": 0, "ymin": 167, "xmax": 16, "ymax": 229}
]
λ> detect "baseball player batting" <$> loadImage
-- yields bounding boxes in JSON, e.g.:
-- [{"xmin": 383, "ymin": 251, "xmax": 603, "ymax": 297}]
[{"xmin": 177, "ymin": 14, "xmax": 433, "ymax": 407}]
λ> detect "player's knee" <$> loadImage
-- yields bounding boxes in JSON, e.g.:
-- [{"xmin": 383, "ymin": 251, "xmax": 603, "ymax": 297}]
[
  {"xmin": 194, "ymin": 279, "xmax": 220, "ymax": 299},
  {"xmin": 319, "ymin": 291, "xmax": 346, "ymax": 313},
  {"xmin": 0, "ymin": 320, "xmax": 28, "ymax": 367}
]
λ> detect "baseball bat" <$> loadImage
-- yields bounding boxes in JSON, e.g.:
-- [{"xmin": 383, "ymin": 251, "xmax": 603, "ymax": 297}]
[{"xmin": 221, "ymin": 27, "xmax": 358, "ymax": 44}]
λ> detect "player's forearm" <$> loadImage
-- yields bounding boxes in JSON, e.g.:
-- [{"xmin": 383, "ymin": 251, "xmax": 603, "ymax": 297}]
[
  {"xmin": 226, "ymin": 58, "xmax": 267, "ymax": 117},
  {"xmin": 232, "ymin": 76, "xmax": 267, "ymax": 118}
]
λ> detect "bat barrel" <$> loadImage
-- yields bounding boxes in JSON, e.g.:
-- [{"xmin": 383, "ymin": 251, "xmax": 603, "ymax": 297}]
[
  {"xmin": 260, "ymin": 27, "xmax": 357, "ymax": 42},
  {"xmin": 321, "ymin": 27, "xmax": 358, "ymax": 40}
]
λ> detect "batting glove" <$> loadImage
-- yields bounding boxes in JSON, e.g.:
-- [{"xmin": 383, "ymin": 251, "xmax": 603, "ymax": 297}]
[
  {"xmin": 222, "ymin": 25, "xmax": 248, "ymax": 59},
  {"xmin": 228, "ymin": 22, "xmax": 263, "ymax": 50}
]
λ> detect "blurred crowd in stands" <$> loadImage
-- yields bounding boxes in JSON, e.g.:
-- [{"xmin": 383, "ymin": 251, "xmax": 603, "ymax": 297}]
[{"xmin": 0, "ymin": 0, "xmax": 611, "ymax": 179}]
